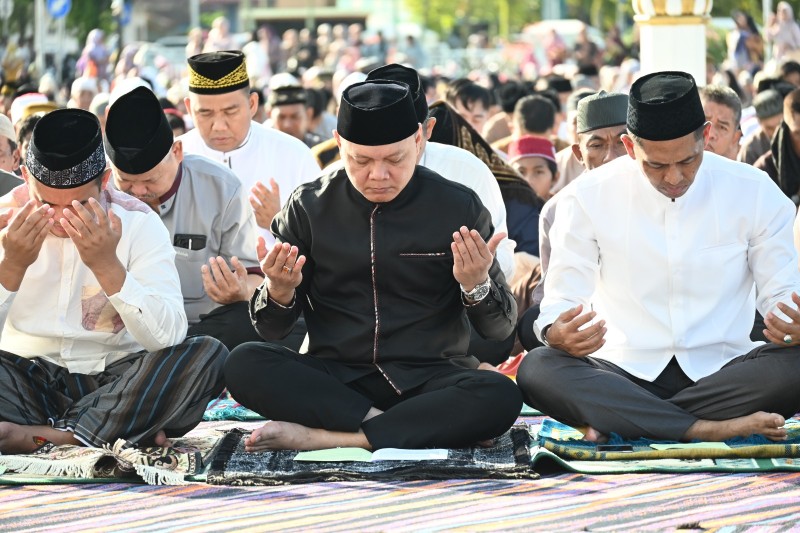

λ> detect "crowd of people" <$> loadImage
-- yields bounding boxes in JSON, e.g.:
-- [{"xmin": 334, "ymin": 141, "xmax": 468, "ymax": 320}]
[{"xmin": 1, "ymin": 8, "xmax": 800, "ymax": 456}]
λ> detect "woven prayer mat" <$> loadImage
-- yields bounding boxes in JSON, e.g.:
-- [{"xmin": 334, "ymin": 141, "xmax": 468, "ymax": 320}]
[
  {"xmin": 531, "ymin": 418, "xmax": 800, "ymax": 474},
  {"xmin": 0, "ymin": 434, "xmax": 222, "ymax": 486},
  {"xmin": 207, "ymin": 424, "xmax": 537, "ymax": 486}
]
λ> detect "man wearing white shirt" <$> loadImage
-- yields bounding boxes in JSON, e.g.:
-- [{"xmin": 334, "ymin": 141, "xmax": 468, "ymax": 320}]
[
  {"xmin": 0, "ymin": 109, "xmax": 226, "ymax": 454},
  {"xmin": 179, "ymin": 51, "xmax": 320, "ymax": 246},
  {"xmin": 517, "ymin": 71, "xmax": 800, "ymax": 443}
]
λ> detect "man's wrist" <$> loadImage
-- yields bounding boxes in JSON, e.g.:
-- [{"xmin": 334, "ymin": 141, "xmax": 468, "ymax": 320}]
[
  {"xmin": 265, "ymin": 282, "xmax": 295, "ymax": 307},
  {"xmin": 0, "ymin": 259, "xmax": 28, "ymax": 292},
  {"xmin": 541, "ymin": 325, "xmax": 552, "ymax": 346}
]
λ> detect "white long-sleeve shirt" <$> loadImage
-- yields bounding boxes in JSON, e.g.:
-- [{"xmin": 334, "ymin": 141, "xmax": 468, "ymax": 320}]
[
  {"xmin": 536, "ymin": 152, "xmax": 800, "ymax": 381},
  {"xmin": 0, "ymin": 187, "xmax": 187, "ymax": 375},
  {"xmin": 179, "ymin": 121, "xmax": 321, "ymax": 246}
]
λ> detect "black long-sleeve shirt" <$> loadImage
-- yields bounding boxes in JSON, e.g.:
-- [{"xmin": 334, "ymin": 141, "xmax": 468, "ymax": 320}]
[{"xmin": 250, "ymin": 166, "xmax": 517, "ymax": 393}]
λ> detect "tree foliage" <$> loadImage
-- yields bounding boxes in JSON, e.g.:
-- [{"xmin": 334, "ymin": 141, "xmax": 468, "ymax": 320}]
[
  {"xmin": 67, "ymin": 0, "xmax": 114, "ymax": 47},
  {"xmin": 405, "ymin": 0, "xmax": 774, "ymax": 40}
]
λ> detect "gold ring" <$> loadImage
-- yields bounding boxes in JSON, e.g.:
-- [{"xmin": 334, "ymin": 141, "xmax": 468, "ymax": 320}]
[{"xmin": 282, "ymin": 265, "xmax": 292, "ymax": 274}]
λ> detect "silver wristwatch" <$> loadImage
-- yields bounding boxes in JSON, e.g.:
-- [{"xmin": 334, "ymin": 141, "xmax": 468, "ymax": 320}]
[{"xmin": 461, "ymin": 277, "xmax": 491, "ymax": 302}]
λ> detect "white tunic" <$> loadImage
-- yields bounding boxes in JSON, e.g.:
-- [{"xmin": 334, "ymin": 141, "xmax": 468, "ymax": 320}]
[
  {"xmin": 179, "ymin": 121, "xmax": 321, "ymax": 245},
  {"xmin": 536, "ymin": 152, "xmax": 800, "ymax": 381},
  {"xmin": 0, "ymin": 187, "xmax": 187, "ymax": 375}
]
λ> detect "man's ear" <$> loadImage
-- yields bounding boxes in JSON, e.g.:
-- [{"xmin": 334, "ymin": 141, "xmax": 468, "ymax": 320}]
[
  {"xmin": 100, "ymin": 168, "xmax": 112, "ymax": 190},
  {"xmin": 184, "ymin": 96, "xmax": 193, "ymax": 117},
  {"xmin": 620, "ymin": 134, "xmax": 636, "ymax": 159},
  {"xmin": 571, "ymin": 143, "xmax": 584, "ymax": 163},
  {"xmin": 333, "ymin": 130, "xmax": 341, "ymax": 149},
  {"xmin": 248, "ymin": 91, "xmax": 259, "ymax": 119}
]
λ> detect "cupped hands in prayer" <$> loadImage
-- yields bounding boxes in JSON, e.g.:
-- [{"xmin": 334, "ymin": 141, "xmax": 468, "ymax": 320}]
[
  {"xmin": 257, "ymin": 237, "xmax": 306, "ymax": 306},
  {"xmin": 451, "ymin": 226, "xmax": 504, "ymax": 292}
]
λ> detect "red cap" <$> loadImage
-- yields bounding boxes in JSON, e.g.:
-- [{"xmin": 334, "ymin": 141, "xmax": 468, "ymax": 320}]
[{"xmin": 507, "ymin": 135, "xmax": 556, "ymax": 165}]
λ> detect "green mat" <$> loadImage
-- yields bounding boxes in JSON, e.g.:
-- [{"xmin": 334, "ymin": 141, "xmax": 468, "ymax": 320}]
[{"xmin": 531, "ymin": 418, "xmax": 800, "ymax": 473}]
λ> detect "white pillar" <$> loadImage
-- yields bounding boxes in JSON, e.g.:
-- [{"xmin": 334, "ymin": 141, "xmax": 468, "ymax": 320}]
[
  {"xmin": 638, "ymin": 22, "xmax": 707, "ymax": 86},
  {"xmin": 632, "ymin": 0, "xmax": 713, "ymax": 87}
]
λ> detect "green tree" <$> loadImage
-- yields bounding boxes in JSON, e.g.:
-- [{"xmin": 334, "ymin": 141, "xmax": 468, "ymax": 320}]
[
  {"xmin": 403, "ymin": 0, "xmax": 542, "ymax": 41},
  {"xmin": 67, "ymin": 0, "xmax": 114, "ymax": 48}
]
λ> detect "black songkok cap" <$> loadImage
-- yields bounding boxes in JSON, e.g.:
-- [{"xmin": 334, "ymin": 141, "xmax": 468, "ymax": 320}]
[
  {"xmin": 105, "ymin": 86, "xmax": 174, "ymax": 174},
  {"xmin": 547, "ymin": 75, "xmax": 573, "ymax": 94},
  {"xmin": 337, "ymin": 80, "xmax": 419, "ymax": 146},
  {"xmin": 577, "ymin": 91, "xmax": 628, "ymax": 133},
  {"xmin": 27, "ymin": 109, "xmax": 106, "ymax": 189},
  {"xmin": 627, "ymin": 71, "xmax": 705, "ymax": 141},
  {"xmin": 753, "ymin": 89, "xmax": 784, "ymax": 119},
  {"xmin": 268, "ymin": 86, "xmax": 307, "ymax": 107},
  {"xmin": 367, "ymin": 63, "xmax": 428, "ymax": 123},
  {"xmin": 188, "ymin": 51, "xmax": 249, "ymax": 94}
]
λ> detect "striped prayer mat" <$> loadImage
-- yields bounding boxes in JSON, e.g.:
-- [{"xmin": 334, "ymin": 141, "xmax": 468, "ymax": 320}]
[
  {"xmin": 208, "ymin": 425, "xmax": 537, "ymax": 485},
  {"xmin": 534, "ymin": 417, "xmax": 800, "ymax": 473}
]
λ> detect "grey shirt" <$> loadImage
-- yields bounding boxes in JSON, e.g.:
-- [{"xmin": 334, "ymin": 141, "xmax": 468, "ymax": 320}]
[{"xmin": 155, "ymin": 154, "xmax": 260, "ymax": 323}]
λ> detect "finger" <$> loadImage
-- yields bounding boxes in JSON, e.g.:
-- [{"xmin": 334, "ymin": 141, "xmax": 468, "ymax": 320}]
[
  {"xmin": 572, "ymin": 321, "xmax": 606, "ymax": 343},
  {"xmin": 31, "ymin": 217, "xmax": 55, "ymax": 246},
  {"xmin": 567, "ymin": 312, "xmax": 600, "ymax": 331},
  {"xmin": 465, "ymin": 228, "xmax": 491, "ymax": 261},
  {"xmin": 486, "ymin": 232, "xmax": 506, "ymax": 256},
  {"xmin": 249, "ymin": 195, "xmax": 263, "ymax": 211},
  {"xmin": 451, "ymin": 242, "xmax": 465, "ymax": 270},
  {"xmin": 250, "ymin": 186, "xmax": 268, "ymax": 204},
  {"xmin": 452, "ymin": 228, "xmax": 472, "ymax": 262},
  {"xmin": 557, "ymin": 305, "xmax": 584, "ymax": 323},
  {"xmin": 0, "ymin": 210, "xmax": 11, "ymax": 230},
  {"xmin": 108, "ymin": 209, "xmax": 122, "ymax": 236},
  {"xmin": 231, "ymin": 256, "xmax": 248, "ymax": 279},
  {"xmin": 60, "ymin": 216, "xmax": 82, "ymax": 241},
  {"xmin": 87, "ymin": 197, "xmax": 109, "ymax": 227},
  {"xmin": 284, "ymin": 245, "xmax": 300, "ymax": 268},
  {"xmin": 256, "ymin": 236, "xmax": 268, "ymax": 262},
  {"xmin": 269, "ymin": 178, "xmax": 280, "ymax": 197},
  {"xmin": 213, "ymin": 256, "xmax": 240, "ymax": 284},
  {"xmin": 764, "ymin": 311, "xmax": 792, "ymax": 335},
  {"xmin": 61, "ymin": 209, "xmax": 89, "ymax": 237},
  {"xmin": 776, "ymin": 301, "xmax": 800, "ymax": 325},
  {"xmin": 459, "ymin": 227, "xmax": 483, "ymax": 261},
  {"xmin": 208, "ymin": 257, "xmax": 234, "ymax": 290},
  {"xmin": 200, "ymin": 264, "xmax": 221, "ymax": 298},
  {"xmin": 8, "ymin": 200, "xmax": 36, "ymax": 232},
  {"xmin": 71, "ymin": 200, "xmax": 98, "ymax": 230}
]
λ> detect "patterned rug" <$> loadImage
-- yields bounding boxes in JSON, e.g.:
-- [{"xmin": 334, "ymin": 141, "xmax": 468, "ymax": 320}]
[
  {"xmin": 208, "ymin": 424, "xmax": 537, "ymax": 486},
  {"xmin": 533, "ymin": 418, "xmax": 800, "ymax": 473},
  {"xmin": 0, "ymin": 434, "xmax": 222, "ymax": 485}
]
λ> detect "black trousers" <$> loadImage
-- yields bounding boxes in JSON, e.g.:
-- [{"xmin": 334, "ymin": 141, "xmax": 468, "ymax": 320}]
[
  {"xmin": 517, "ymin": 343, "xmax": 800, "ymax": 441},
  {"xmin": 187, "ymin": 302, "xmax": 307, "ymax": 352},
  {"xmin": 224, "ymin": 342, "xmax": 523, "ymax": 449}
]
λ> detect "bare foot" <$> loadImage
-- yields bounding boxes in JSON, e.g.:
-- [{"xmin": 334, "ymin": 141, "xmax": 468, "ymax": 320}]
[
  {"xmin": 684, "ymin": 412, "xmax": 787, "ymax": 442},
  {"xmin": 244, "ymin": 421, "xmax": 371, "ymax": 452},
  {"xmin": 477, "ymin": 362, "xmax": 500, "ymax": 372},
  {"xmin": 582, "ymin": 426, "xmax": 608, "ymax": 444},
  {"xmin": 153, "ymin": 430, "xmax": 173, "ymax": 448},
  {"xmin": 0, "ymin": 421, "xmax": 80, "ymax": 454}
]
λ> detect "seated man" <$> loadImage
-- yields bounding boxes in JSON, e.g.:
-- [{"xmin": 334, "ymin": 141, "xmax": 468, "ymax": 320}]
[
  {"xmin": 518, "ymin": 71, "xmax": 800, "ymax": 443},
  {"xmin": 0, "ymin": 109, "xmax": 226, "ymax": 454},
  {"xmin": 224, "ymin": 80, "xmax": 522, "ymax": 451},
  {"xmin": 105, "ymin": 86, "xmax": 263, "ymax": 350}
]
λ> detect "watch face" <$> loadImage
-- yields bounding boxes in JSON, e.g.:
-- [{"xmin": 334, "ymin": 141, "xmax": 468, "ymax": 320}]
[{"xmin": 472, "ymin": 284, "xmax": 490, "ymax": 300}]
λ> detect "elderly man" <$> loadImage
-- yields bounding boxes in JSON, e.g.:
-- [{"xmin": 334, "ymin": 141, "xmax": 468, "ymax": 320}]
[
  {"xmin": 517, "ymin": 90, "xmax": 628, "ymax": 351},
  {"xmin": 224, "ymin": 80, "xmax": 521, "ymax": 452},
  {"xmin": 518, "ymin": 71, "xmax": 800, "ymax": 443},
  {"xmin": 0, "ymin": 109, "xmax": 226, "ymax": 454},
  {"xmin": 699, "ymin": 85, "xmax": 743, "ymax": 160},
  {"xmin": 179, "ymin": 51, "xmax": 320, "ymax": 245},
  {"xmin": 105, "ymin": 86, "xmax": 263, "ymax": 350}
]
